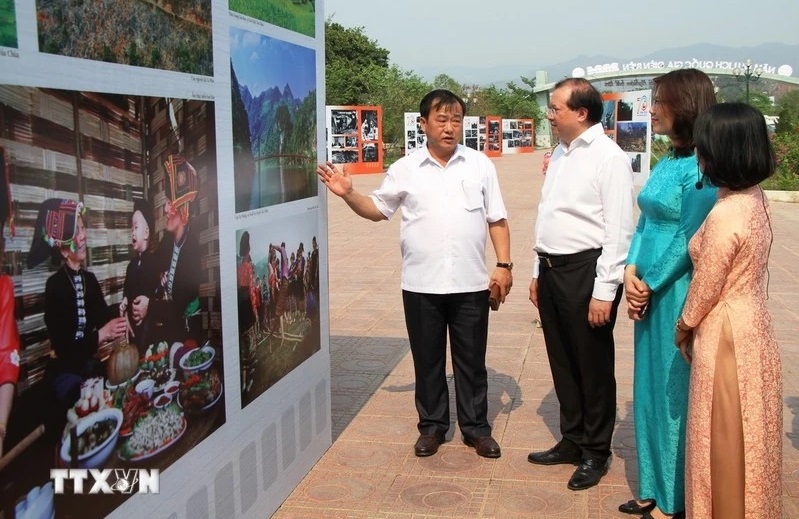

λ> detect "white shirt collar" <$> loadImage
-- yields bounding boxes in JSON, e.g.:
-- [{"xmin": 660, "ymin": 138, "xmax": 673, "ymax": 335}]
[
  {"xmin": 561, "ymin": 123, "xmax": 605, "ymax": 152},
  {"xmin": 417, "ymin": 144, "xmax": 467, "ymax": 168}
]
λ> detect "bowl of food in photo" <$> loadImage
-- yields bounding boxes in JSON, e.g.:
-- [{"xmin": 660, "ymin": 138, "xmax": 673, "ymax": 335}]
[
  {"xmin": 163, "ymin": 380, "xmax": 180, "ymax": 398},
  {"xmin": 134, "ymin": 378, "xmax": 155, "ymax": 400},
  {"xmin": 179, "ymin": 344, "xmax": 215, "ymax": 375},
  {"xmin": 153, "ymin": 392, "xmax": 173, "ymax": 409},
  {"xmin": 60, "ymin": 407, "xmax": 123, "ymax": 469}
]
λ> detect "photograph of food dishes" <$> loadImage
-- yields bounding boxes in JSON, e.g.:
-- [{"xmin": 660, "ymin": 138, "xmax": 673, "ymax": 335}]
[{"xmin": 58, "ymin": 339, "xmax": 224, "ymax": 467}]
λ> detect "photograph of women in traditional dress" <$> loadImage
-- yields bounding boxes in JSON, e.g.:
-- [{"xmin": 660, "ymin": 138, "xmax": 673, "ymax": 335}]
[
  {"xmin": 0, "ymin": 86, "xmax": 223, "ymax": 518},
  {"xmin": 237, "ymin": 210, "xmax": 321, "ymax": 408}
]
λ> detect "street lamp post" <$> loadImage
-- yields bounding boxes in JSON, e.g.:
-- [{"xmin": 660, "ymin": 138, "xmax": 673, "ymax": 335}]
[{"xmin": 733, "ymin": 59, "xmax": 763, "ymax": 105}]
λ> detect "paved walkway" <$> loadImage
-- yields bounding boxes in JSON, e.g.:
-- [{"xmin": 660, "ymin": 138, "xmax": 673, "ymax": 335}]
[{"xmin": 275, "ymin": 151, "xmax": 799, "ymax": 518}]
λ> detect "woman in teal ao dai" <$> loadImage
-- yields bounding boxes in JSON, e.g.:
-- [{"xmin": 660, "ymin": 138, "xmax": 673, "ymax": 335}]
[{"xmin": 621, "ymin": 69, "xmax": 717, "ymax": 519}]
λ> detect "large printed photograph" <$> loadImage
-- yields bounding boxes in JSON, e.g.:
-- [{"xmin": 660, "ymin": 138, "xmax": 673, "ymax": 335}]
[
  {"xmin": 229, "ymin": 0, "xmax": 316, "ymax": 38},
  {"xmin": 0, "ymin": 0, "xmax": 16, "ymax": 48},
  {"xmin": 36, "ymin": 0, "xmax": 213, "ymax": 75},
  {"xmin": 0, "ymin": 86, "xmax": 223, "ymax": 518},
  {"xmin": 237, "ymin": 211, "xmax": 320, "ymax": 408},
  {"xmin": 230, "ymin": 27, "xmax": 318, "ymax": 213}
]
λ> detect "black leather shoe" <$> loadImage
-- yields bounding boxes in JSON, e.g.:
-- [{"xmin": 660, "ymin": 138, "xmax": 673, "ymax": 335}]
[
  {"xmin": 618, "ymin": 499, "xmax": 655, "ymax": 515},
  {"xmin": 642, "ymin": 512, "xmax": 685, "ymax": 519},
  {"xmin": 527, "ymin": 441, "xmax": 581, "ymax": 466},
  {"xmin": 463, "ymin": 435, "xmax": 501, "ymax": 458},
  {"xmin": 414, "ymin": 433, "xmax": 445, "ymax": 457},
  {"xmin": 567, "ymin": 457, "xmax": 610, "ymax": 490}
]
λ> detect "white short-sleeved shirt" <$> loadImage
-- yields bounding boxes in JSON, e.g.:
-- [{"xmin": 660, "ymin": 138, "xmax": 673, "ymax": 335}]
[
  {"xmin": 533, "ymin": 123, "xmax": 635, "ymax": 300},
  {"xmin": 370, "ymin": 144, "xmax": 508, "ymax": 294}
]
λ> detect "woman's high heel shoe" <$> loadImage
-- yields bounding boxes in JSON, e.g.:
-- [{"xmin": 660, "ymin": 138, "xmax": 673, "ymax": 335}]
[{"xmin": 618, "ymin": 499, "xmax": 656, "ymax": 514}]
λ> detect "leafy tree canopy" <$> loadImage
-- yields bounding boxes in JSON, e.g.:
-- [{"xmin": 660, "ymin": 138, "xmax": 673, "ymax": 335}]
[
  {"xmin": 324, "ymin": 21, "xmax": 545, "ymax": 144},
  {"xmin": 776, "ymin": 89, "xmax": 799, "ymax": 133},
  {"xmin": 325, "ymin": 20, "xmax": 389, "ymax": 69}
]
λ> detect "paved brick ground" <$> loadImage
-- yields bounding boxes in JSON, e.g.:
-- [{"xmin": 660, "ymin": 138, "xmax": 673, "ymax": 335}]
[{"xmin": 275, "ymin": 151, "xmax": 799, "ymax": 518}]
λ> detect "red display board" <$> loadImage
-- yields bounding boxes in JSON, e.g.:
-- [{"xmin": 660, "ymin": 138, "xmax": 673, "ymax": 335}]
[
  {"xmin": 484, "ymin": 116, "xmax": 502, "ymax": 157},
  {"xmin": 327, "ymin": 105, "xmax": 384, "ymax": 174}
]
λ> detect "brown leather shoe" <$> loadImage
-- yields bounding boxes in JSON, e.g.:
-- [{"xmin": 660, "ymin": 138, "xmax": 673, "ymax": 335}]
[
  {"xmin": 414, "ymin": 433, "xmax": 445, "ymax": 457},
  {"xmin": 463, "ymin": 435, "xmax": 501, "ymax": 458}
]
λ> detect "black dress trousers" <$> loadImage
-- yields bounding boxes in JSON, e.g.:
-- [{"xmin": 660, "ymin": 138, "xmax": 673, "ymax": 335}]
[
  {"xmin": 537, "ymin": 254, "xmax": 622, "ymax": 460},
  {"xmin": 402, "ymin": 289, "xmax": 491, "ymax": 440}
]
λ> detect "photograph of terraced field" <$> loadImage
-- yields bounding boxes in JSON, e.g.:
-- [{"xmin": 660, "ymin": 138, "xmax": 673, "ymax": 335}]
[
  {"xmin": 230, "ymin": 0, "xmax": 315, "ymax": 37},
  {"xmin": 36, "ymin": 0, "xmax": 213, "ymax": 75}
]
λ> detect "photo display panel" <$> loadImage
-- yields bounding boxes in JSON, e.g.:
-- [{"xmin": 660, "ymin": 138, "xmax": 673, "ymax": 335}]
[{"xmin": 0, "ymin": 1, "xmax": 331, "ymax": 517}]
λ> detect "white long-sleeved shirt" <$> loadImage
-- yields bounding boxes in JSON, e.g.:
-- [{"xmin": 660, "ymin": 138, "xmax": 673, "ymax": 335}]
[
  {"xmin": 370, "ymin": 144, "xmax": 508, "ymax": 294},
  {"xmin": 533, "ymin": 123, "xmax": 635, "ymax": 301}
]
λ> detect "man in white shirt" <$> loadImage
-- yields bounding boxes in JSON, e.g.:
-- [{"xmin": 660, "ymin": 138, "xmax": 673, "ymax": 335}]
[
  {"xmin": 527, "ymin": 78, "xmax": 634, "ymax": 490},
  {"xmin": 317, "ymin": 90, "xmax": 513, "ymax": 459}
]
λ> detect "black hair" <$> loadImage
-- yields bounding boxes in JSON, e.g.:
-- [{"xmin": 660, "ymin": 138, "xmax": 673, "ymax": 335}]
[
  {"xmin": 419, "ymin": 89, "xmax": 466, "ymax": 118},
  {"xmin": 553, "ymin": 78, "xmax": 603, "ymax": 124},
  {"xmin": 239, "ymin": 231, "xmax": 251, "ymax": 257},
  {"xmin": 694, "ymin": 102, "xmax": 776, "ymax": 190},
  {"xmin": 652, "ymin": 69, "xmax": 717, "ymax": 157}
]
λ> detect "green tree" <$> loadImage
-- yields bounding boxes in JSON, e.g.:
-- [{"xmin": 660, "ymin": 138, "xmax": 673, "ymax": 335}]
[
  {"xmin": 776, "ymin": 89, "xmax": 799, "ymax": 133},
  {"xmin": 325, "ymin": 20, "xmax": 391, "ymax": 105},
  {"xmin": 325, "ymin": 20, "xmax": 389, "ymax": 68},
  {"xmin": 432, "ymin": 74, "xmax": 463, "ymax": 95},
  {"xmin": 479, "ymin": 77, "xmax": 543, "ymax": 121},
  {"xmin": 748, "ymin": 92, "xmax": 776, "ymax": 115},
  {"xmin": 362, "ymin": 65, "xmax": 431, "ymax": 145}
]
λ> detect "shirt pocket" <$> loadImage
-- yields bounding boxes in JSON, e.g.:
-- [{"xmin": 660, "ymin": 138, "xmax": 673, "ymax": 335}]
[{"xmin": 461, "ymin": 181, "xmax": 484, "ymax": 211}]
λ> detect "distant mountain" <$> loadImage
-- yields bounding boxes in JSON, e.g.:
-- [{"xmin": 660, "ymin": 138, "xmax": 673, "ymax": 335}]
[
  {"xmin": 240, "ymin": 82, "xmax": 303, "ymax": 156},
  {"xmin": 418, "ymin": 42, "xmax": 799, "ymax": 87}
]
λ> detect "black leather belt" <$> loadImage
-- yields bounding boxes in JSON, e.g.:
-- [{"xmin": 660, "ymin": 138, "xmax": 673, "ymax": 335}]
[{"xmin": 537, "ymin": 248, "xmax": 602, "ymax": 269}]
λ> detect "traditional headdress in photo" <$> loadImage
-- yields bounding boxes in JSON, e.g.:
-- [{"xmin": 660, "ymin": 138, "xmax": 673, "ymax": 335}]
[
  {"xmin": 163, "ymin": 154, "xmax": 198, "ymax": 224},
  {"xmin": 27, "ymin": 198, "xmax": 86, "ymax": 269}
]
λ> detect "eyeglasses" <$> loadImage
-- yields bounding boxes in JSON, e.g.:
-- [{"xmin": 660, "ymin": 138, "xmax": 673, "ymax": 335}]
[{"xmin": 547, "ymin": 106, "xmax": 566, "ymax": 116}]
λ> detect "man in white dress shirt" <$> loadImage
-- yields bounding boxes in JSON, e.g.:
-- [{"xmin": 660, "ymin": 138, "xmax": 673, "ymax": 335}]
[
  {"xmin": 317, "ymin": 90, "xmax": 513, "ymax": 459},
  {"xmin": 527, "ymin": 78, "xmax": 635, "ymax": 490}
]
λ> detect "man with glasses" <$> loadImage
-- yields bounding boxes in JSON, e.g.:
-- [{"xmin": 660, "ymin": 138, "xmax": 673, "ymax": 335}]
[
  {"xmin": 527, "ymin": 78, "xmax": 634, "ymax": 490},
  {"xmin": 317, "ymin": 89, "xmax": 512, "ymax": 459}
]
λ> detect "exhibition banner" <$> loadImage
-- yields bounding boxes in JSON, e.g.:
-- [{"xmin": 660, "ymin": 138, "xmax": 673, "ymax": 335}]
[
  {"xmin": 484, "ymin": 116, "xmax": 503, "ymax": 158},
  {"xmin": 403, "ymin": 112, "xmax": 426, "ymax": 154},
  {"xmin": 601, "ymin": 90, "xmax": 652, "ymax": 185},
  {"xmin": 501, "ymin": 118, "xmax": 534, "ymax": 154},
  {"xmin": 0, "ymin": 0, "xmax": 331, "ymax": 517},
  {"xmin": 327, "ymin": 105, "xmax": 383, "ymax": 174},
  {"xmin": 463, "ymin": 115, "xmax": 480, "ymax": 151}
]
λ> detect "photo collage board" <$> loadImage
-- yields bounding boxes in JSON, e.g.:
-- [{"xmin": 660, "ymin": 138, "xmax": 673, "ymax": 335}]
[
  {"xmin": 601, "ymin": 89, "xmax": 652, "ymax": 185},
  {"xmin": 326, "ymin": 105, "xmax": 383, "ymax": 174},
  {"xmin": 501, "ymin": 118, "xmax": 535, "ymax": 154},
  {"xmin": 0, "ymin": 1, "xmax": 330, "ymax": 518},
  {"xmin": 403, "ymin": 112, "xmax": 427, "ymax": 154},
  {"xmin": 462, "ymin": 115, "xmax": 483, "ymax": 151},
  {"xmin": 484, "ymin": 116, "xmax": 503, "ymax": 157}
]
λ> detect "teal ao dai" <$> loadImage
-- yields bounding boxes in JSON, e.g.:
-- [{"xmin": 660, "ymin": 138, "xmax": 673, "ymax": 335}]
[{"xmin": 625, "ymin": 153, "xmax": 716, "ymax": 514}]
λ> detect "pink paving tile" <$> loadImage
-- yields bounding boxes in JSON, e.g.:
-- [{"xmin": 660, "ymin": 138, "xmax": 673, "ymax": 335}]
[{"xmin": 276, "ymin": 151, "xmax": 799, "ymax": 518}]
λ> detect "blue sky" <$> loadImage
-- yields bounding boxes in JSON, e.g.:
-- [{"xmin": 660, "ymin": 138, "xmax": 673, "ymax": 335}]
[
  {"xmin": 229, "ymin": 26, "xmax": 316, "ymax": 98},
  {"xmin": 325, "ymin": 0, "xmax": 799, "ymax": 81}
]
